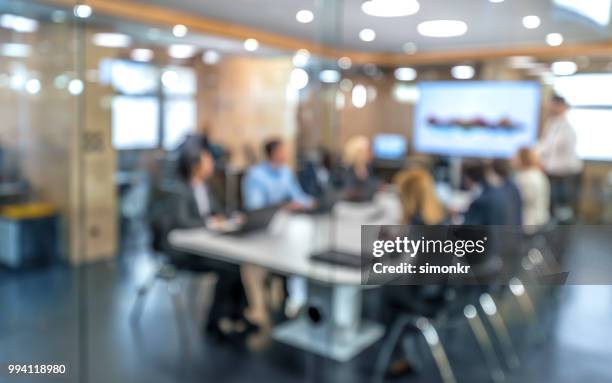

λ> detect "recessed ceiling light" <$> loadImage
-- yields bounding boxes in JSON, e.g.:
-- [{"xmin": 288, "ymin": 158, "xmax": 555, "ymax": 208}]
[
  {"xmin": 203, "ymin": 50, "xmax": 221, "ymax": 65},
  {"xmin": 489, "ymin": 0, "xmax": 504, "ymax": 3},
  {"xmin": 131, "ymin": 48, "xmax": 154, "ymax": 62},
  {"xmin": 352, "ymin": 84, "xmax": 367, "ymax": 108},
  {"xmin": 359, "ymin": 28, "xmax": 376, "ymax": 42},
  {"xmin": 289, "ymin": 68, "xmax": 309, "ymax": 90},
  {"xmin": 25, "ymin": 78, "xmax": 41, "ymax": 94},
  {"xmin": 361, "ymin": 0, "xmax": 420, "ymax": 17},
  {"xmin": 338, "ymin": 56, "xmax": 352, "ymax": 70},
  {"xmin": 292, "ymin": 49, "xmax": 310, "ymax": 67},
  {"xmin": 522, "ymin": 15, "xmax": 541, "ymax": 29},
  {"xmin": 244, "ymin": 38, "xmax": 259, "ymax": 52},
  {"xmin": 417, "ymin": 20, "xmax": 467, "ymax": 37},
  {"xmin": 0, "ymin": 14, "xmax": 39, "ymax": 33},
  {"xmin": 296, "ymin": 9, "xmax": 314, "ymax": 23},
  {"xmin": 167, "ymin": 44, "xmax": 196, "ymax": 59},
  {"xmin": 451, "ymin": 65, "xmax": 475, "ymax": 79},
  {"xmin": 319, "ymin": 69, "xmax": 341, "ymax": 83},
  {"xmin": 394, "ymin": 67, "xmax": 417, "ymax": 81},
  {"xmin": 402, "ymin": 42, "xmax": 417, "ymax": 54},
  {"xmin": 92, "ymin": 33, "xmax": 132, "ymax": 48},
  {"xmin": 73, "ymin": 4, "xmax": 92, "ymax": 18},
  {"xmin": 546, "ymin": 33, "xmax": 563, "ymax": 46},
  {"xmin": 172, "ymin": 24, "xmax": 188, "ymax": 37},
  {"xmin": 551, "ymin": 61, "xmax": 577, "ymax": 76},
  {"xmin": 68, "ymin": 78, "xmax": 84, "ymax": 95}
]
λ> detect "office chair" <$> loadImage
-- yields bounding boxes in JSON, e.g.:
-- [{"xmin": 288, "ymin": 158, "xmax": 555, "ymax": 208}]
[{"xmin": 373, "ymin": 252, "xmax": 507, "ymax": 383}]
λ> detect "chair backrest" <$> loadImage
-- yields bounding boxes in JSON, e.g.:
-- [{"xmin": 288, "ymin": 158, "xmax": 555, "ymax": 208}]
[{"xmin": 147, "ymin": 185, "xmax": 178, "ymax": 254}]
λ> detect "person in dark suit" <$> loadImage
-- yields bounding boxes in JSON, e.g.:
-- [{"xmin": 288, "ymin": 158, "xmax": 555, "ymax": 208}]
[
  {"xmin": 491, "ymin": 159, "xmax": 523, "ymax": 226},
  {"xmin": 169, "ymin": 146, "xmax": 251, "ymax": 340},
  {"xmin": 462, "ymin": 162, "xmax": 512, "ymax": 226}
]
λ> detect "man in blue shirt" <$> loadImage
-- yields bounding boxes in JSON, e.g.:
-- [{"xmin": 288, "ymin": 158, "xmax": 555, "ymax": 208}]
[{"xmin": 242, "ymin": 138, "xmax": 315, "ymax": 211}]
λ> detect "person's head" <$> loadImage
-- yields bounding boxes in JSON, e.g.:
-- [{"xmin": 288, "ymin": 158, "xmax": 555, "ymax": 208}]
[
  {"xmin": 264, "ymin": 138, "xmax": 288, "ymax": 166},
  {"xmin": 513, "ymin": 147, "xmax": 540, "ymax": 170},
  {"xmin": 550, "ymin": 94, "xmax": 568, "ymax": 117},
  {"xmin": 491, "ymin": 159, "xmax": 512, "ymax": 181},
  {"xmin": 178, "ymin": 147, "xmax": 214, "ymax": 183},
  {"xmin": 342, "ymin": 135, "xmax": 371, "ymax": 169},
  {"xmin": 462, "ymin": 161, "xmax": 486, "ymax": 189},
  {"xmin": 394, "ymin": 168, "xmax": 445, "ymax": 225}
]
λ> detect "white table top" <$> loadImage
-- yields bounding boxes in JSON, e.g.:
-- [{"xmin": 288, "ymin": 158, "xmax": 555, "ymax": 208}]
[{"xmin": 169, "ymin": 199, "xmax": 399, "ymax": 285}]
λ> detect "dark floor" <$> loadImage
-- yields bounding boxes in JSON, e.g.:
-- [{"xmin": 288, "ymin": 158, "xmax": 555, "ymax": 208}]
[{"xmin": 1, "ymin": 226, "xmax": 612, "ymax": 383}]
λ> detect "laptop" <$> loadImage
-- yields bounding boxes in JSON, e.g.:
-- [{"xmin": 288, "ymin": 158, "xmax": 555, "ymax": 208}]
[{"xmin": 213, "ymin": 205, "xmax": 280, "ymax": 236}]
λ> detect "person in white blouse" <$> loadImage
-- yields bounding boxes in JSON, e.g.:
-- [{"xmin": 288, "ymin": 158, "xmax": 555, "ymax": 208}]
[
  {"xmin": 512, "ymin": 147, "xmax": 551, "ymax": 230},
  {"xmin": 537, "ymin": 95, "xmax": 583, "ymax": 221}
]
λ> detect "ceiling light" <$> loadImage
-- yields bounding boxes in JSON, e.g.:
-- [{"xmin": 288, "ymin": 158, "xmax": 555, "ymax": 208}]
[
  {"xmin": 546, "ymin": 33, "xmax": 564, "ymax": 46},
  {"xmin": 361, "ymin": 0, "xmax": 420, "ymax": 17},
  {"xmin": 359, "ymin": 28, "xmax": 376, "ymax": 42},
  {"xmin": 289, "ymin": 68, "xmax": 309, "ymax": 90},
  {"xmin": 296, "ymin": 9, "xmax": 314, "ymax": 23},
  {"xmin": 319, "ymin": 69, "xmax": 341, "ymax": 83},
  {"xmin": 338, "ymin": 56, "xmax": 352, "ymax": 70},
  {"xmin": 292, "ymin": 49, "xmax": 310, "ymax": 67},
  {"xmin": 68, "ymin": 78, "xmax": 84, "ymax": 95},
  {"xmin": 244, "ymin": 38, "xmax": 259, "ymax": 52},
  {"xmin": 73, "ymin": 4, "xmax": 92, "ymax": 18},
  {"xmin": 0, "ymin": 14, "xmax": 39, "ymax": 33},
  {"xmin": 168, "ymin": 44, "xmax": 196, "ymax": 59},
  {"xmin": 92, "ymin": 33, "xmax": 132, "ymax": 48},
  {"xmin": 394, "ymin": 67, "xmax": 417, "ymax": 81},
  {"xmin": 131, "ymin": 48, "xmax": 154, "ymax": 62},
  {"xmin": 522, "ymin": 15, "xmax": 541, "ymax": 29},
  {"xmin": 551, "ymin": 61, "xmax": 577, "ymax": 76},
  {"xmin": 352, "ymin": 84, "xmax": 367, "ymax": 108},
  {"xmin": 25, "ymin": 78, "xmax": 41, "ymax": 94},
  {"xmin": 402, "ymin": 42, "xmax": 417, "ymax": 54},
  {"xmin": 0, "ymin": 43, "xmax": 31, "ymax": 58},
  {"xmin": 203, "ymin": 50, "xmax": 221, "ymax": 65},
  {"xmin": 489, "ymin": 0, "xmax": 504, "ymax": 3},
  {"xmin": 417, "ymin": 20, "xmax": 467, "ymax": 37},
  {"xmin": 172, "ymin": 24, "xmax": 188, "ymax": 37},
  {"xmin": 451, "ymin": 65, "xmax": 475, "ymax": 79}
]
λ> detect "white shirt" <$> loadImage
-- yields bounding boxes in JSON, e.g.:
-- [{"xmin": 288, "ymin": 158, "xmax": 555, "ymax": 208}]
[
  {"xmin": 192, "ymin": 182, "xmax": 211, "ymax": 218},
  {"xmin": 537, "ymin": 116, "xmax": 583, "ymax": 176},
  {"xmin": 514, "ymin": 168, "xmax": 550, "ymax": 227}
]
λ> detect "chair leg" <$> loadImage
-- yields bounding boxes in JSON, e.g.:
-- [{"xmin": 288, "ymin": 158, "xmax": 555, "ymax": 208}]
[
  {"xmin": 464, "ymin": 305, "xmax": 505, "ymax": 383},
  {"xmin": 168, "ymin": 278, "xmax": 192, "ymax": 361},
  {"xmin": 415, "ymin": 317, "xmax": 457, "ymax": 383},
  {"xmin": 130, "ymin": 273, "xmax": 158, "ymax": 326},
  {"xmin": 372, "ymin": 315, "xmax": 413, "ymax": 383},
  {"xmin": 479, "ymin": 293, "xmax": 520, "ymax": 371}
]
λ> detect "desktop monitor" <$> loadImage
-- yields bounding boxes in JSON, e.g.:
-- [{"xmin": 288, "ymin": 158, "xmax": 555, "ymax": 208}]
[
  {"xmin": 372, "ymin": 134, "xmax": 407, "ymax": 161},
  {"xmin": 414, "ymin": 81, "xmax": 541, "ymax": 158}
]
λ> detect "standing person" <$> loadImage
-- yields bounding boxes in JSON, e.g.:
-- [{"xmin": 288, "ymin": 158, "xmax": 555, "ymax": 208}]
[
  {"xmin": 512, "ymin": 147, "xmax": 550, "ymax": 228},
  {"xmin": 537, "ymin": 95, "xmax": 583, "ymax": 221}
]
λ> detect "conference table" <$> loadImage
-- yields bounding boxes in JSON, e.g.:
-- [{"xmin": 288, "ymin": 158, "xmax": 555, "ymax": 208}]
[{"xmin": 169, "ymin": 193, "xmax": 402, "ymax": 362}]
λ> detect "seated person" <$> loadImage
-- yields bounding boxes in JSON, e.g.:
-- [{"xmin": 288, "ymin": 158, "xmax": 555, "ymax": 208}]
[
  {"xmin": 462, "ymin": 161, "xmax": 513, "ymax": 226},
  {"xmin": 339, "ymin": 135, "xmax": 379, "ymax": 202},
  {"xmin": 168, "ymin": 146, "xmax": 251, "ymax": 340},
  {"xmin": 491, "ymin": 159, "xmax": 523, "ymax": 226},
  {"xmin": 512, "ymin": 147, "xmax": 550, "ymax": 228},
  {"xmin": 242, "ymin": 138, "xmax": 315, "ymax": 211}
]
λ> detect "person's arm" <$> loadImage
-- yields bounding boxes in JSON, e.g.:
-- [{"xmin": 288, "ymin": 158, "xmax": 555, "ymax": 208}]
[
  {"xmin": 242, "ymin": 170, "xmax": 267, "ymax": 211},
  {"xmin": 287, "ymin": 168, "xmax": 315, "ymax": 208}
]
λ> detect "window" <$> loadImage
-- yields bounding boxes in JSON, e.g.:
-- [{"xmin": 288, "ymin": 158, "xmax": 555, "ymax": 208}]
[
  {"xmin": 554, "ymin": 74, "xmax": 612, "ymax": 161},
  {"xmin": 112, "ymin": 97, "xmax": 159, "ymax": 150}
]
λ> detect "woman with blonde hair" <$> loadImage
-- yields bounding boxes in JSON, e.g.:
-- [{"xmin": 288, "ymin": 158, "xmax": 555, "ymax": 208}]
[
  {"xmin": 340, "ymin": 135, "xmax": 379, "ymax": 201},
  {"xmin": 512, "ymin": 147, "xmax": 550, "ymax": 227},
  {"xmin": 394, "ymin": 168, "xmax": 446, "ymax": 225}
]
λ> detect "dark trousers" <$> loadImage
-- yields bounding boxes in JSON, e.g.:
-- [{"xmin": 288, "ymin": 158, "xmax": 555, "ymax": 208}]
[
  {"xmin": 548, "ymin": 173, "xmax": 582, "ymax": 219},
  {"xmin": 170, "ymin": 252, "xmax": 247, "ymax": 323}
]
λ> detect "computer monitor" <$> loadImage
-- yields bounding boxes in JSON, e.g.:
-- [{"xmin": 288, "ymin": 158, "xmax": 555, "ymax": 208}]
[{"xmin": 373, "ymin": 134, "xmax": 407, "ymax": 161}]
